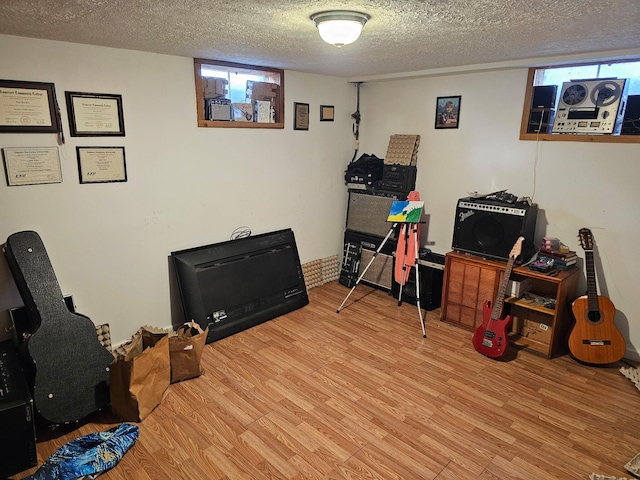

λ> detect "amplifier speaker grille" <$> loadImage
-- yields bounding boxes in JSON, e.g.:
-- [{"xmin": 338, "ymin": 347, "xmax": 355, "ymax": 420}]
[{"xmin": 346, "ymin": 191, "xmax": 401, "ymax": 239}]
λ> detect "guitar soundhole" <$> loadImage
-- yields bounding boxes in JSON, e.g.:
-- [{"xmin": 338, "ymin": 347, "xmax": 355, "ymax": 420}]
[{"xmin": 587, "ymin": 310, "xmax": 601, "ymax": 323}]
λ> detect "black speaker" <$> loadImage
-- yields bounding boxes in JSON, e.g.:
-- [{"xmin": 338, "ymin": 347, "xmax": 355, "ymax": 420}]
[
  {"xmin": 340, "ymin": 230, "xmax": 396, "ymax": 291},
  {"xmin": 0, "ymin": 341, "xmax": 37, "ymax": 478},
  {"xmin": 391, "ymin": 254, "xmax": 444, "ymax": 311},
  {"xmin": 621, "ymin": 95, "xmax": 640, "ymax": 135},
  {"xmin": 452, "ymin": 197, "xmax": 538, "ymax": 262},
  {"xmin": 527, "ymin": 108, "xmax": 555, "ymax": 134},
  {"xmin": 346, "ymin": 190, "xmax": 403, "ymax": 239},
  {"xmin": 531, "ymin": 85, "xmax": 557, "ymax": 109}
]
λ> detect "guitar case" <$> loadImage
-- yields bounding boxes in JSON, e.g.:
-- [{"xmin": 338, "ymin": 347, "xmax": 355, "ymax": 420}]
[{"xmin": 4, "ymin": 230, "xmax": 113, "ymax": 426}]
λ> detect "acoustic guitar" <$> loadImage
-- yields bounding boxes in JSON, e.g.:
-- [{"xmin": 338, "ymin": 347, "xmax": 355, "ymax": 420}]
[
  {"xmin": 568, "ymin": 228, "xmax": 626, "ymax": 364},
  {"xmin": 472, "ymin": 236, "xmax": 523, "ymax": 358}
]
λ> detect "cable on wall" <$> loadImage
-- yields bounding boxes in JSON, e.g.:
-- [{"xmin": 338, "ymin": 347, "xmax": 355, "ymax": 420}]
[{"xmin": 349, "ymin": 82, "xmax": 363, "ymax": 163}]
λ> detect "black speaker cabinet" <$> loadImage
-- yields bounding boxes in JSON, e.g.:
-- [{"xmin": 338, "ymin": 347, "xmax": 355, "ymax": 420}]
[
  {"xmin": 391, "ymin": 254, "xmax": 444, "ymax": 311},
  {"xmin": 346, "ymin": 190, "xmax": 404, "ymax": 239},
  {"xmin": 340, "ymin": 230, "xmax": 396, "ymax": 291},
  {"xmin": 531, "ymin": 85, "xmax": 557, "ymax": 109},
  {"xmin": 527, "ymin": 108, "xmax": 555, "ymax": 134},
  {"xmin": 621, "ymin": 95, "xmax": 640, "ymax": 135},
  {"xmin": 0, "ymin": 342, "xmax": 37, "ymax": 478},
  {"xmin": 452, "ymin": 197, "xmax": 538, "ymax": 262}
]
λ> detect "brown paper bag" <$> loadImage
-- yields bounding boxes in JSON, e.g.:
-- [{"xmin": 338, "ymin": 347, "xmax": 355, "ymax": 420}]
[
  {"xmin": 169, "ymin": 322, "xmax": 208, "ymax": 384},
  {"xmin": 109, "ymin": 329, "xmax": 170, "ymax": 422}
]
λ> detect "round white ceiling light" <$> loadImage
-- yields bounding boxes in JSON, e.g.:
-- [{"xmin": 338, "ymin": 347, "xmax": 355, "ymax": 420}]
[{"xmin": 310, "ymin": 11, "xmax": 370, "ymax": 47}]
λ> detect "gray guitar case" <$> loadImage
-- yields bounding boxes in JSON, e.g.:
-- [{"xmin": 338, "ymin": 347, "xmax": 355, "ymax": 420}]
[{"xmin": 4, "ymin": 230, "xmax": 113, "ymax": 426}]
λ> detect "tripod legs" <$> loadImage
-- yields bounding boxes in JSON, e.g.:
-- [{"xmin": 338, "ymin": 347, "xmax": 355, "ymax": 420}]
[
  {"xmin": 394, "ymin": 223, "xmax": 426, "ymax": 337},
  {"xmin": 411, "ymin": 223, "xmax": 427, "ymax": 338},
  {"xmin": 337, "ymin": 221, "xmax": 427, "ymax": 338},
  {"xmin": 336, "ymin": 223, "xmax": 397, "ymax": 314}
]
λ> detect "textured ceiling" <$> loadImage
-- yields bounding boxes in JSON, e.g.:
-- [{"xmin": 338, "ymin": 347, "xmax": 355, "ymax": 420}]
[{"xmin": 1, "ymin": 0, "xmax": 639, "ymax": 79}]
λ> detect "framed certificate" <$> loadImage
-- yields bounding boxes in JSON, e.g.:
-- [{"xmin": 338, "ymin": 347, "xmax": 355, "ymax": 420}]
[
  {"xmin": 320, "ymin": 105, "xmax": 334, "ymax": 121},
  {"xmin": 294, "ymin": 102, "xmax": 309, "ymax": 131},
  {"xmin": 66, "ymin": 92, "xmax": 125, "ymax": 136},
  {"xmin": 77, "ymin": 146, "xmax": 127, "ymax": 183},
  {"xmin": 0, "ymin": 80, "xmax": 61, "ymax": 134},
  {"xmin": 2, "ymin": 147, "xmax": 63, "ymax": 186}
]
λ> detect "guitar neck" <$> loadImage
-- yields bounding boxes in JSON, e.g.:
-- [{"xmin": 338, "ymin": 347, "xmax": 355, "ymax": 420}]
[
  {"xmin": 585, "ymin": 250, "xmax": 599, "ymax": 311},
  {"xmin": 491, "ymin": 257, "xmax": 516, "ymax": 320}
]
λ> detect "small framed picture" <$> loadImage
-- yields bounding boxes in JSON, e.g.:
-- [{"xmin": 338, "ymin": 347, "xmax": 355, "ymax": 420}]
[
  {"xmin": 435, "ymin": 95, "xmax": 461, "ymax": 129},
  {"xmin": 77, "ymin": 146, "xmax": 127, "ymax": 183},
  {"xmin": 65, "ymin": 91, "xmax": 125, "ymax": 136},
  {"xmin": 294, "ymin": 102, "xmax": 309, "ymax": 130},
  {"xmin": 320, "ymin": 105, "xmax": 334, "ymax": 121}
]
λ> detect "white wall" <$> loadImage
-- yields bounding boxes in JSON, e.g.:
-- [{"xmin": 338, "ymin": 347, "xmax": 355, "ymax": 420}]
[
  {"xmin": 359, "ymin": 69, "xmax": 640, "ymax": 361},
  {"xmin": 0, "ymin": 35, "xmax": 355, "ymax": 345}
]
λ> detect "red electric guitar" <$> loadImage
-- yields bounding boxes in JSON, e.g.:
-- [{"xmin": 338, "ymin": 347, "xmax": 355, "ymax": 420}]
[
  {"xmin": 472, "ymin": 236, "xmax": 524, "ymax": 358},
  {"xmin": 568, "ymin": 228, "xmax": 626, "ymax": 364}
]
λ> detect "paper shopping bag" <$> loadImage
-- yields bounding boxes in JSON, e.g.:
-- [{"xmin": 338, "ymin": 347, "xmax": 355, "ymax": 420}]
[
  {"xmin": 109, "ymin": 329, "xmax": 170, "ymax": 422},
  {"xmin": 169, "ymin": 322, "xmax": 208, "ymax": 384}
]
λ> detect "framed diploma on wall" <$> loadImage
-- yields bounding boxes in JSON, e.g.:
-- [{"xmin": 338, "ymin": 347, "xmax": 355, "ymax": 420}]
[
  {"xmin": 0, "ymin": 80, "xmax": 61, "ymax": 134},
  {"xmin": 76, "ymin": 146, "xmax": 127, "ymax": 183},
  {"xmin": 66, "ymin": 92, "xmax": 125, "ymax": 136},
  {"xmin": 2, "ymin": 147, "xmax": 63, "ymax": 186}
]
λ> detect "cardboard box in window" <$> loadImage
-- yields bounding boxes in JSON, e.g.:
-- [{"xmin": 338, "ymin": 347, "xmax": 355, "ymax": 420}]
[
  {"xmin": 246, "ymin": 81, "xmax": 279, "ymax": 101},
  {"xmin": 255, "ymin": 100, "xmax": 273, "ymax": 123},
  {"xmin": 203, "ymin": 78, "xmax": 228, "ymax": 98},
  {"xmin": 232, "ymin": 103, "xmax": 253, "ymax": 122}
]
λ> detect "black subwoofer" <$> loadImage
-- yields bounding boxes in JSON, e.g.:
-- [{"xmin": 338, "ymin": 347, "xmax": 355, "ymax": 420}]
[
  {"xmin": 391, "ymin": 253, "xmax": 445, "ymax": 311},
  {"xmin": 452, "ymin": 197, "xmax": 538, "ymax": 262}
]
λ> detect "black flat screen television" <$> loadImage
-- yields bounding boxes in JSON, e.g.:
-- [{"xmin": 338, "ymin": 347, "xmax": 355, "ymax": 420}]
[{"xmin": 171, "ymin": 228, "xmax": 308, "ymax": 343}]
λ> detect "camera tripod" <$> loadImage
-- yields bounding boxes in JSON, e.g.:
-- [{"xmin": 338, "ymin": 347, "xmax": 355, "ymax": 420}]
[{"xmin": 336, "ymin": 221, "xmax": 427, "ymax": 338}]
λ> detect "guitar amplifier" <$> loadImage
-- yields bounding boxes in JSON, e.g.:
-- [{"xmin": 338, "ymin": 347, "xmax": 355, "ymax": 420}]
[
  {"xmin": 340, "ymin": 230, "xmax": 396, "ymax": 291},
  {"xmin": 0, "ymin": 341, "xmax": 37, "ymax": 478}
]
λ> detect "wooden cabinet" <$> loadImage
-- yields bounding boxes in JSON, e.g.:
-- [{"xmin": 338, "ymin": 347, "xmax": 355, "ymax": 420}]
[{"xmin": 441, "ymin": 251, "xmax": 579, "ymax": 358}]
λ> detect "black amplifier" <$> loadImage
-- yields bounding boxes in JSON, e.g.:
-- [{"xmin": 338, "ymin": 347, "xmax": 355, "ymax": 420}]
[
  {"xmin": 0, "ymin": 341, "xmax": 37, "ymax": 478},
  {"xmin": 452, "ymin": 196, "xmax": 538, "ymax": 262},
  {"xmin": 382, "ymin": 165, "xmax": 416, "ymax": 193},
  {"xmin": 339, "ymin": 230, "xmax": 397, "ymax": 291}
]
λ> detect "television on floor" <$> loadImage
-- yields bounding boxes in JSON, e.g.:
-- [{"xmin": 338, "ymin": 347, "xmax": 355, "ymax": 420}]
[{"xmin": 171, "ymin": 228, "xmax": 308, "ymax": 343}]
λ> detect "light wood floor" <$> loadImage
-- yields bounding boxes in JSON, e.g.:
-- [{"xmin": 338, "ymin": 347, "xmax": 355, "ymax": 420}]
[{"xmin": 16, "ymin": 282, "xmax": 640, "ymax": 479}]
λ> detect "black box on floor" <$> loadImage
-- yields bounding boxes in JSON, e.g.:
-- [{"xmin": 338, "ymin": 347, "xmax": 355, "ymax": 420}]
[{"xmin": 391, "ymin": 252, "xmax": 444, "ymax": 311}]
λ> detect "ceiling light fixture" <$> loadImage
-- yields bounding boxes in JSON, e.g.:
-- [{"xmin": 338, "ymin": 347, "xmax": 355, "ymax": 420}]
[{"xmin": 310, "ymin": 10, "xmax": 370, "ymax": 47}]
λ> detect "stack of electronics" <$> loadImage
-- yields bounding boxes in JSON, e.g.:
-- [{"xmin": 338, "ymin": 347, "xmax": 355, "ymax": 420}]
[{"xmin": 340, "ymin": 134, "xmax": 443, "ymax": 309}]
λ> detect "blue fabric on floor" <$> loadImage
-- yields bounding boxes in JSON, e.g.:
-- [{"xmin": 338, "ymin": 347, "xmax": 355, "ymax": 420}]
[{"xmin": 23, "ymin": 423, "xmax": 139, "ymax": 480}]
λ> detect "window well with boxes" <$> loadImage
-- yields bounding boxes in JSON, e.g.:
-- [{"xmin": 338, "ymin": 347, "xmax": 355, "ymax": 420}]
[{"xmin": 194, "ymin": 59, "xmax": 284, "ymax": 129}]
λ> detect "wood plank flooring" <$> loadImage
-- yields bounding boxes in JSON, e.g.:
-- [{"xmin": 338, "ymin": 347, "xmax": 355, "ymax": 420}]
[{"xmin": 14, "ymin": 282, "xmax": 640, "ymax": 479}]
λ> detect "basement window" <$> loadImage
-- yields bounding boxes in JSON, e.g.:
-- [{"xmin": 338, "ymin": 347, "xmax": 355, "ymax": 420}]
[
  {"xmin": 519, "ymin": 59, "xmax": 640, "ymax": 143},
  {"xmin": 194, "ymin": 59, "xmax": 284, "ymax": 129}
]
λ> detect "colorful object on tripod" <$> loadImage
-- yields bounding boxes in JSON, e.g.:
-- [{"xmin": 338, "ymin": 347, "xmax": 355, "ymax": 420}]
[
  {"xmin": 393, "ymin": 191, "xmax": 423, "ymax": 285},
  {"xmin": 387, "ymin": 200, "xmax": 424, "ymax": 223}
]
